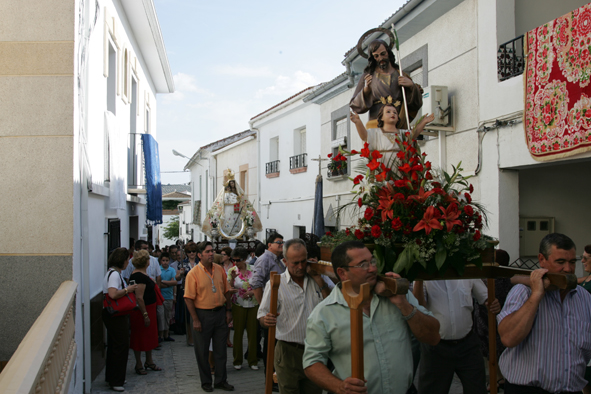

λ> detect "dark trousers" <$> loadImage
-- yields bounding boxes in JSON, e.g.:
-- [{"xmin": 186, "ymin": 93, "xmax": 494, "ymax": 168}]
[
  {"xmin": 504, "ymin": 381, "xmax": 582, "ymax": 394},
  {"xmin": 102, "ymin": 309, "xmax": 129, "ymax": 387},
  {"xmin": 274, "ymin": 341, "xmax": 322, "ymax": 394},
  {"xmin": 231, "ymin": 304, "xmax": 259, "ymax": 366},
  {"xmin": 417, "ymin": 330, "xmax": 486, "ymax": 394},
  {"xmin": 192, "ymin": 308, "xmax": 228, "ymax": 386}
]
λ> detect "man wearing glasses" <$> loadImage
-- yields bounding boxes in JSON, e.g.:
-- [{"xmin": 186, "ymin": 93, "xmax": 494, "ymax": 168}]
[
  {"xmin": 303, "ymin": 241, "xmax": 440, "ymax": 394},
  {"xmin": 258, "ymin": 238, "xmax": 331, "ymax": 394}
]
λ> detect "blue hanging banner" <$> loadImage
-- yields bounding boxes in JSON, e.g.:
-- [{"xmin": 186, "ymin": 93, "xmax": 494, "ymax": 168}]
[{"xmin": 141, "ymin": 134, "xmax": 163, "ymax": 224}]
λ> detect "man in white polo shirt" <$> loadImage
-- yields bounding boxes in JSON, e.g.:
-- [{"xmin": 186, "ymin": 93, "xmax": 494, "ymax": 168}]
[{"xmin": 258, "ymin": 238, "xmax": 330, "ymax": 394}]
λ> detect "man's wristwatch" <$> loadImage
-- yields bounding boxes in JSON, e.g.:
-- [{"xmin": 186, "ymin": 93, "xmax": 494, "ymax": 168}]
[
  {"xmin": 402, "ymin": 306, "xmax": 418, "ymax": 321},
  {"xmin": 143, "ymin": 312, "xmax": 149, "ymax": 318}
]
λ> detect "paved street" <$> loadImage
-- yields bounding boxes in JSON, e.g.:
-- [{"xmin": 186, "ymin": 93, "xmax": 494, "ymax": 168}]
[
  {"xmin": 92, "ymin": 331, "xmax": 499, "ymax": 394},
  {"xmin": 92, "ymin": 331, "xmax": 265, "ymax": 394}
]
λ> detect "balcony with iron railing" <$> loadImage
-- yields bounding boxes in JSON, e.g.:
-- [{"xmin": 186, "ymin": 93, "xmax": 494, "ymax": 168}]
[
  {"xmin": 265, "ymin": 160, "xmax": 280, "ymax": 178},
  {"xmin": 289, "ymin": 153, "xmax": 307, "ymax": 174},
  {"xmin": 0, "ymin": 281, "xmax": 77, "ymax": 394},
  {"xmin": 498, "ymin": 35, "xmax": 525, "ymax": 81}
]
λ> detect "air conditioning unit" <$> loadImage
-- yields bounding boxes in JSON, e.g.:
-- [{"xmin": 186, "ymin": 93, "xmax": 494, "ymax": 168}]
[
  {"xmin": 519, "ymin": 217, "xmax": 555, "ymax": 256},
  {"xmin": 421, "ymin": 85, "xmax": 450, "ymax": 126}
]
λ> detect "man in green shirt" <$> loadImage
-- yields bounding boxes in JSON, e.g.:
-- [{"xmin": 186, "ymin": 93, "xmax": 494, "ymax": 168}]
[{"xmin": 303, "ymin": 241, "xmax": 440, "ymax": 394}]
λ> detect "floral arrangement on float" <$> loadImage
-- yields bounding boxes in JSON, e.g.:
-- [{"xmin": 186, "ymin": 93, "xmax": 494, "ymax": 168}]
[{"xmin": 320, "ymin": 121, "xmax": 494, "ymax": 281}]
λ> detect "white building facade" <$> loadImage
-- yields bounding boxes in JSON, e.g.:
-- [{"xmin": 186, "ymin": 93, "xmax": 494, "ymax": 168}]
[
  {"xmin": 0, "ymin": 0, "xmax": 173, "ymax": 391},
  {"xmin": 250, "ymin": 88, "xmax": 323, "ymax": 240},
  {"xmin": 306, "ymin": 0, "xmax": 591, "ymax": 268}
]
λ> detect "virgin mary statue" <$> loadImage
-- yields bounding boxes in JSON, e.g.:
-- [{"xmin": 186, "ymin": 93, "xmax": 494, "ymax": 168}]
[{"xmin": 202, "ymin": 169, "xmax": 262, "ymax": 240}]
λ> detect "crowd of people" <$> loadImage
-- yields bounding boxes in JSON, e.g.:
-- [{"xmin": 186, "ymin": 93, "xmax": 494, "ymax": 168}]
[{"xmin": 101, "ymin": 232, "xmax": 591, "ymax": 394}]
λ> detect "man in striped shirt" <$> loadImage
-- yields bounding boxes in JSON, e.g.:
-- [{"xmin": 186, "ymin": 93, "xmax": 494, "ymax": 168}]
[
  {"xmin": 498, "ymin": 233, "xmax": 591, "ymax": 394},
  {"xmin": 258, "ymin": 238, "xmax": 330, "ymax": 394}
]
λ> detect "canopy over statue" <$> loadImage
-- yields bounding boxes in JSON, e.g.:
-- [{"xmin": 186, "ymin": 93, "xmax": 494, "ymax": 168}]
[{"xmin": 202, "ymin": 169, "xmax": 262, "ymax": 240}]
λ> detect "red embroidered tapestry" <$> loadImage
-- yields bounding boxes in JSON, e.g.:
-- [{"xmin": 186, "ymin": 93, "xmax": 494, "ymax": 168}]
[{"xmin": 525, "ymin": 4, "xmax": 591, "ymax": 160}]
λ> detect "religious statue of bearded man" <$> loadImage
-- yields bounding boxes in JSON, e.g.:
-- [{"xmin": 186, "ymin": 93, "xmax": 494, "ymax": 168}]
[
  {"xmin": 202, "ymin": 169, "xmax": 262, "ymax": 240},
  {"xmin": 350, "ymin": 38, "xmax": 423, "ymax": 129}
]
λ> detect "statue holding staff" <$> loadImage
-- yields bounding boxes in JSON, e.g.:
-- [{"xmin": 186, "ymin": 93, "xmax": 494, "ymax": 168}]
[{"xmin": 350, "ymin": 28, "xmax": 423, "ymax": 129}]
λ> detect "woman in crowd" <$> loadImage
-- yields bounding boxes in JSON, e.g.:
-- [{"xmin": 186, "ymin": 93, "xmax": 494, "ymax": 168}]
[
  {"xmin": 181, "ymin": 242, "xmax": 199, "ymax": 346},
  {"xmin": 228, "ymin": 247, "xmax": 259, "ymax": 370},
  {"xmin": 129, "ymin": 249, "xmax": 162, "ymax": 375},
  {"xmin": 102, "ymin": 248, "xmax": 137, "ymax": 392},
  {"xmin": 220, "ymin": 246, "xmax": 234, "ymax": 275}
]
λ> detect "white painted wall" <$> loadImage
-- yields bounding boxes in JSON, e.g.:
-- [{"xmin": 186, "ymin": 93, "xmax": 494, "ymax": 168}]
[
  {"xmin": 187, "ymin": 154, "xmax": 215, "ymax": 242},
  {"xmin": 254, "ymin": 96, "xmax": 321, "ymax": 238}
]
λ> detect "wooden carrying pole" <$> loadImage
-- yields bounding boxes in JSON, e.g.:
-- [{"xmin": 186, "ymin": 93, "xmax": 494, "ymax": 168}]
[
  {"xmin": 265, "ymin": 272, "xmax": 281, "ymax": 394},
  {"xmin": 341, "ymin": 280, "xmax": 371, "ymax": 379}
]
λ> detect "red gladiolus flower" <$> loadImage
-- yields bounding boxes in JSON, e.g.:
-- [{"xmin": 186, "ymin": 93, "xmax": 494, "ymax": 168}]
[
  {"xmin": 354, "ymin": 229, "xmax": 364, "ymax": 239},
  {"xmin": 371, "ymin": 150, "xmax": 383, "ymax": 160},
  {"xmin": 411, "ymin": 164, "xmax": 423, "ymax": 172},
  {"xmin": 340, "ymin": 155, "xmax": 347, "ymax": 161},
  {"xmin": 473, "ymin": 230, "xmax": 481, "ymax": 241},
  {"xmin": 367, "ymin": 159, "xmax": 380, "ymax": 171},
  {"xmin": 439, "ymin": 204, "xmax": 463, "ymax": 232},
  {"xmin": 464, "ymin": 193, "xmax": 472, "ymax": 203},
  {"xmin": 469, "ymin": 184, "xmax": 474, "ymax": 193},
  {"xmin": 364, "ymin": 207, "xmax": 374, "ymax": 220},
  {"xmin": 464, "ymin": 205, "xmax": 474, "ymax": 216},
  {"xmin": 397, "ymin": 151, "xmax": 406, "ymax": 159},
  {"xmin": 391, "ymin": 217, "xmax": 403, "ymax": 231},
  {"xmin": 327, "ymin": 153, "xmax": 333, "ymax": 158},
  {"xmin": 371, "ymin": 225, "xmax": 382, "ymax": 238},
  {"xmin": 394, "ymin": 180, "xmax": 407, "ymax": 188},
  {"xmin": 425, "ymin": 161, "xmax": 432, "ymax": 169},
  {"xmin": 350, "ymin": 150, "xmax": 359, "ymax": 154},
  {"xmin": 413, "ymin": 206, "xmax": 443, "ymax": 235},
  {"xmin": 358, "ymin": 198, "xmax": 363, "ymax": 207},
  {"xmin": 425, "ymin": 172, "xmax": 433, "ymax": 180},
  {"xmin": 399, "ymin": 163, "xmax": 412, "ymax": 173},
  {"xmin": 353, "ymin": 175, "xmax": 364, "ymax": 185},
  {"xmin": 360, "ymin": 143, "xmax": 371, "ymax": 158}
]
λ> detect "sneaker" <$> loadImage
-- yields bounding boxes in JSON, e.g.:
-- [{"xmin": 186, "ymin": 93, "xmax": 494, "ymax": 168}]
[
  {"xmin": 214, "ymin": 381, "xmax": 234, "ymax": 391},
  {"xmin": 250, "ymin": 365, "xmax": 259, "ymax": 370},
  {"xmin": 233, "ymin": 365, "xmax": 242, "ymax": 370},
  {"xmin": 110, "ymin": 386, "xmax": 125, "ymax": 392},
  {"xmin": 164, "ymin": 337, "xmax": 175, "ymax": 342}
]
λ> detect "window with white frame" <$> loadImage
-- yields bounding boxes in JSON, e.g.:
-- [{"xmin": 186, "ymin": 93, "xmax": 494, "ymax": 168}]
[{"xmin": 329, "ymin": 106, "xmax": 350, "ymax": 177}]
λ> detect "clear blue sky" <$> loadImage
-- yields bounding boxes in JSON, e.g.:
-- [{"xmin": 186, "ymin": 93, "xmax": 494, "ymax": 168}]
[{"xmin": 154, "ymin": 0, "xmax": 407, "ymax": 184}]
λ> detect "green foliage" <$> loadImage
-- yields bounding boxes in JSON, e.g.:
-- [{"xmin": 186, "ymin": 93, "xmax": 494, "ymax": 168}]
[
  {"xmin": 162, "ymin": 216, "xmax": 179, "ymax": 240},
  {"xmin": 162, "ymin": 200, "xmax": 183, "ymax": 210}
]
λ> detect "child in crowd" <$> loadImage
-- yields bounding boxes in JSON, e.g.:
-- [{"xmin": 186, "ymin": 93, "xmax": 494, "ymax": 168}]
[{"xmin": 159, "ymin": 253, "xmax": 177, "ymax": 342}]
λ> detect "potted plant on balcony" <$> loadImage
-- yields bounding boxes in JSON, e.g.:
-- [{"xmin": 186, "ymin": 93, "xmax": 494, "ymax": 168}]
[
  {"xmin": 327, "ymin": 152, "xmax": 348, "ymax": 176},
  {"xmin": 320, "ymin": 121, "xmax": 495, "ymax": 281}
]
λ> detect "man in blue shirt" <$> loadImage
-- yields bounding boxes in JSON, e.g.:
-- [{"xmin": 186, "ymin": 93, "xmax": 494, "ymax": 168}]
[{"xmin": 498, "ymin": 233, "xmax": 591, "ymax": 394}]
